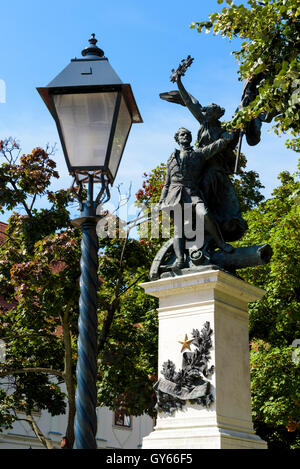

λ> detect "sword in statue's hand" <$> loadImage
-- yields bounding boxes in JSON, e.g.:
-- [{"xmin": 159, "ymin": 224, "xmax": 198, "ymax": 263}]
[
  {"xmin": 234, "ymin": 79, "xmax": 251, "ymax": 174},
  {"xmin": 234, "ymin": 130, "xmax": 244, "ymax": 174}
]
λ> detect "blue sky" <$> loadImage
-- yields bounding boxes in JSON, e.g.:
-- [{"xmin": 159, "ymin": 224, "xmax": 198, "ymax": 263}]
[{"xmin": 0, "ymin": 0, "xmax": 298, "ymax": 220}]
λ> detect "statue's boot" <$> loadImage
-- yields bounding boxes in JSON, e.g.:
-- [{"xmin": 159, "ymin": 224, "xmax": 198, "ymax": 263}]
[
  {"xmin": 172, "ymin": 237, "xmax": 187, "ymax": 269},
  {"xmin": 172, "ymin": 259, "xmax": 187, "ymax": 270}
]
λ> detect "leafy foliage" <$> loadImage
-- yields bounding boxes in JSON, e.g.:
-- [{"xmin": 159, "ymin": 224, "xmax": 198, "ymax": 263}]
[
  {"xmin": 191, "ymin": 0, "xmax": 300, "ymax": 150},
  {"xmin": 96, "ymin": 236, "xmax": 158, "ymax": 417},
  {"xmin": 250, "ymin": 341, "xmax": 300, "ymax": 449},
  {"xmin": 235, "ymin": 164, "xmax": 300, "ymax": 447},
  {"xmin": 0, "ymin": 139, "xmax": 79, "ymax": 447},
  {"xmin": 236, "ymin": 167, "xmax": 300, "ymax": 345},
  {"xmin": 0, "ymin": 138, "xmax": 160, "ymax": 444}
]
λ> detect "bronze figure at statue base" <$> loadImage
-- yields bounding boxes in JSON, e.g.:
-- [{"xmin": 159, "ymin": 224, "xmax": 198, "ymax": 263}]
[{"xmin": 150, "ymin": 241, "xmax": 273, "ymax": 281}]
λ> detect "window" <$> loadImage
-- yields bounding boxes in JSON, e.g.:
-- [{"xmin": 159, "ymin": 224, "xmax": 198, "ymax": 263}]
[{"xmin": 114, "ymin": 410, "xmax": 132, "ymax": 428}]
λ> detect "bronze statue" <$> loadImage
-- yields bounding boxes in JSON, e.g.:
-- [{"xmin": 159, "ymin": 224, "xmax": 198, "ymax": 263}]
[
  {"xmin": 158, "ymin": 127, "xmax": 235, "ymax": 270},
  {"xmin": 149, "ymin": 57, "xmax": 273, "ymax": 280}
]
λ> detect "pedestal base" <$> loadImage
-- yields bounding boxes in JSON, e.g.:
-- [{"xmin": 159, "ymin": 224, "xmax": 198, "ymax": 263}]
[
  {"xmin": 143, "ymin": 421, "xmax": 266, "ymax": 449},
  {"xmin": 140, "ymin": 269, "xmax": 267, "ymax": 450}
]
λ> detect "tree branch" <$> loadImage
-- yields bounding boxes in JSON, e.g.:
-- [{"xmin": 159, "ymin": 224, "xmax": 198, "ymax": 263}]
[
  {"xmin": 0, "ymin": 367, "xmax": 64, "ymax": 380},
  {"xmin": 97, "ymin": 297, "xmax": 120, "ymax": 353},
  {"xmin": 9, "ymin": 179, "xmax": 32, "ymax": 217},
  {"xmin": 59, "ymin": 304, "xmax": 76, "ymax": 448},
  {"xmin": 25, "ymin": 413, "xmax": 55, "ymax": 449},
  {"xmin": 117, "ymin": 272, "xmax": 147, "ymax": 298}
]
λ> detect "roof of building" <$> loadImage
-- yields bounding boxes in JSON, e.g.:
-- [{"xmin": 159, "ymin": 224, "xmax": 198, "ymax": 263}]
[
  {"xmin": 0, "ymin": 297, "xmax": 17, "ymax": 309},
  {"xmin": 0, "ymin": 221, "xmax": 7, "ymax": 245}
]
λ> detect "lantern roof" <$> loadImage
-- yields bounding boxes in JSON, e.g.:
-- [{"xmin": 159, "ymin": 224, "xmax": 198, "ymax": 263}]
[{"xmin": 37, "ymin": 34, "xmax": 142, "ymax": 123}]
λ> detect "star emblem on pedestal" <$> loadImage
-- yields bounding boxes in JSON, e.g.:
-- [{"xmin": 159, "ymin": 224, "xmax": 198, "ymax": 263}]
[{"xmin": 178, "ymin": 334, "xmax": 193, "ymax": 352}]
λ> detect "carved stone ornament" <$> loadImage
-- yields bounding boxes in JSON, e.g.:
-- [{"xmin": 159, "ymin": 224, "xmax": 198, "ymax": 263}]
[{"xmin": 154, "ymin": 322, "xmax": 214, "ymax": 415}]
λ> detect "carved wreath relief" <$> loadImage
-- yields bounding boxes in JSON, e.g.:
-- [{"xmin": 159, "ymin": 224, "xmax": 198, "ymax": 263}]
[{"xmin": 154, "ymin": 321, "xmax": 214, "ymax": 414}]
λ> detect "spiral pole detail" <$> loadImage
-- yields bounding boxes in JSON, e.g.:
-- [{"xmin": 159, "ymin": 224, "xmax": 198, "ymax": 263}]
[{"xmin": 74, "ymin": 219, "xmax": 99, "ymax": 449}]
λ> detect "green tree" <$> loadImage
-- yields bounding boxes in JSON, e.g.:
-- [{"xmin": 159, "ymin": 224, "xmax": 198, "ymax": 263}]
[
  {"xmin": 236, "ymin": 165, "xmax": 300, "ymax": 448},
  {"xmin": 191, "ymin": 0, "xmax": 300, "ymax": 151},
  {"xmin": 0, "ymin": 137, "xmax": 159, "ymax": 447},
  {"xmin": 0, "ymin": 138, "xmax": 80, "ymax": 448},
  {"xmin": 250, "ymin": 341, "xmax": 300, "ymax": 449},
  {"xmin": 95, "ymin": 222, "xmax": 159, "ymax": 417}
]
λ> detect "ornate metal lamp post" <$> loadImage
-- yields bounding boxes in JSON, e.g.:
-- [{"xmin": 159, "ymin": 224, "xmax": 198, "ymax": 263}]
[{"xmin": 37, "ymin": 34, "xmax": 142, "ymax": 449}]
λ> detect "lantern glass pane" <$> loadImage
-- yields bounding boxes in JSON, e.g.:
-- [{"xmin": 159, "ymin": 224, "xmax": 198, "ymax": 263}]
[
  {"xmin": 109, "ymin": 95, "xmax": 132, "ymax": 179},
  {"xmin": 53, "ymin": 92, "xmax": 117, "ymax": 169}
]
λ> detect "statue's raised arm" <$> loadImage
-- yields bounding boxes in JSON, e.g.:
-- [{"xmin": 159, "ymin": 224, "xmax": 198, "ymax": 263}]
[{"xmin": 160, "ymin": 56, "xmax": 206, "ymax": 125}]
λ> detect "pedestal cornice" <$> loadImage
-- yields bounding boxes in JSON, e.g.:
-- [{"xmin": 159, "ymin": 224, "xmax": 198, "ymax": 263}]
[{"xmin": 140, "ymin": 269, "xmax": 265, "ymax": 305}]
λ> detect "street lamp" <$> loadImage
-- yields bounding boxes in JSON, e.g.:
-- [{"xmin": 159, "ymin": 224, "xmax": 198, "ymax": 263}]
[{"xmin": 37, "ymin": 34, "xmax": 142, "ymax": 449}]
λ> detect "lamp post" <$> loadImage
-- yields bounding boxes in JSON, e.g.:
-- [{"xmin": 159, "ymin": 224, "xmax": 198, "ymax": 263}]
[{"xmin": 37, "ymin": 34, "xmax": 142, "ymax": 449}]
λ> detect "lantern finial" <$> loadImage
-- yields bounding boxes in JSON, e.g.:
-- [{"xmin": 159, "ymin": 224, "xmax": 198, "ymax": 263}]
[{"xmin": 81, "ymin": 34, "xmax": 104, "ymax": 58}]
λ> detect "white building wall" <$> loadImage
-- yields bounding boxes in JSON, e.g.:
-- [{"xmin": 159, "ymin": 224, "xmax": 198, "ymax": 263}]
[{"xmin": 0, "ymin": 406, "xmax": 153, "ymax": 449}]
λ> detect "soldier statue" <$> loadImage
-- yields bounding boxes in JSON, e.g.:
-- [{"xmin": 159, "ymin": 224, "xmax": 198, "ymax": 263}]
[
  {"xmin": 149, "ymin": 56, "xmax": 273, "ymax": 280},
  {"xmin": 158, "ymin": 126, "xmax": 235, "ymax": 270}
]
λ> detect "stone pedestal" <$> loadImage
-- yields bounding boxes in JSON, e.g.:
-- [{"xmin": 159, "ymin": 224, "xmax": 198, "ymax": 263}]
[{"xmin": 141, "ymin": 269, "xmax": 267, "ymax": 449}]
